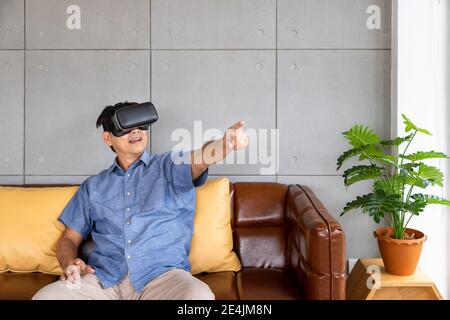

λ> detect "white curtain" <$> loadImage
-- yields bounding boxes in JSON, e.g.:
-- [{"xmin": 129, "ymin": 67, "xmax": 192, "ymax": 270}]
[{"xmin": 393, "ymin": 0, "xmax": 449, "ymax": 298}]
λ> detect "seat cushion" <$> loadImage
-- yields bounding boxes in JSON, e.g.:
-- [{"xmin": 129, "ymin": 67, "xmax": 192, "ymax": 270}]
[
  {"xmin": 237, "ymin": 268, "xmax": 302, "ymax": 300},
  {"xmin": 194, "ymin": 271, "xmax": 238, "ymax": 300},
  {"xmin": 0, "ymin": 268, "xmax": 302, "ymax": 300},
  {"xmin": 0, "ymin": 272, "xmax": 240, "ymax": 300},
  {"xmin": 0, "ymin": 272, "xmax": 243, "ymax": 300},
  {"xmin": 0, "ymin": 271, "xmax": 241, "ymax": 300},
  {"xmin": 0, "ymin": 272, "xmax": 58, "ymax": 300}
]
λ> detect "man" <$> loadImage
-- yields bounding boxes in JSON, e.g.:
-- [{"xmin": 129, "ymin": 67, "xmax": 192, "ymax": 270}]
[{"xmin": 32, "ymin": 101, "xmax": 249, "ymax": 300}]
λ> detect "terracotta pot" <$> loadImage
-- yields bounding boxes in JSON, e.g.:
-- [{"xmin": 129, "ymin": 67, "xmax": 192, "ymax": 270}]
[{"xmin": 373, "ymin": 227, "xmax": 427, "ymax": 276}]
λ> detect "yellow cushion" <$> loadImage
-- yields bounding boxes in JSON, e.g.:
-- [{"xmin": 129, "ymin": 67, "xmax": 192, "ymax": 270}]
[
  {"xmin": 189, "ymin": 177, "xmax": 242, "ymax": 274},
  {"xmin": 0, "ymin": 186, "xmax": 78, "ymax": 274}
]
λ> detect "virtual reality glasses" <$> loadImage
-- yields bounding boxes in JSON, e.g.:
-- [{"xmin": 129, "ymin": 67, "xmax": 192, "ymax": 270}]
[{"xmin": 105, "ymin": 102, "xmax": 158, "ymax": 137}]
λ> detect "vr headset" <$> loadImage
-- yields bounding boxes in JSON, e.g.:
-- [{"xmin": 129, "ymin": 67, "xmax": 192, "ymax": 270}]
[{"xmin": 104, "ymin": 102, "xmax": 158, "ymax": 137}]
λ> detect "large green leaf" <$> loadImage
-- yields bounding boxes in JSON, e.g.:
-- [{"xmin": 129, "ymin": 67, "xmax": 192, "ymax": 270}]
[
  {"xmin": 380, "ymin": 134, "xmax": 413, "ymax": 146},
  {"xmin": 358, "ymin": 145, "xmax": 396, "ymax": 167},
  {"xmin": 396, "ymin": 167, "xmax": 427, "ymax": 189},
  {"xmin": 341, "ymin": 190, "xmax": 401, "ymax": 223},
  {"xmin": 398, "ymin": 163, "xmax": 444, "ymax": 188},
  {"xmin": 426, "ymin": 196, "xmax": 450, "ymax": 206},
  {"xmin": 358, "ymin": 144, "xmax": 383, "ymax": 161},
  {"xmin": 341, "ymin": 194, "xmax": 372, "ymax": 215},
  {"xmin": 336, "ymin": 147, "xmax": 367, "ymax": 170},
  {"xmin": 400, "ymin": 151, "xmax": 449, "ymax": 162},
  {"xmin": 404, "ymin": 197, "xmax": 427, "ymax": 215},
  {"xmin": 374, "ymin": 177, "xmax": 404, "ymax": 196},
  {"xmin": 362, "ymin": 191, "xmax": 402, "ymax": 223},
  {"xmin": 399, "ymin": 163, "xmax": 420, "ymax": 171},
  {"xmin": 373, "ymin": 172, "xmax": 432, "ymax": 194},
  {"xmin": 411, "ymin": 194, "xmax": 450, "ymax": 206},
  {"xmin": 342, "ymin": 124, "xmax": 380, "ymax": 148},
  {"xmin": 416, "ymin": 163, "xmax": 444, "ymax": 186},
  {"xmin": 370, "ymin": 154, "xmax": 397, "ymax": 166},
  {"xmin": 404, "ymin": 175, "xmax": 430, "ymax": 189},
  {"xmin": 401, "ymin": 114, "xmax": 432, "ymax": 135},
  {"xmin": 342, "ymin": 165, "xmax": 383, "ymax": 186}
]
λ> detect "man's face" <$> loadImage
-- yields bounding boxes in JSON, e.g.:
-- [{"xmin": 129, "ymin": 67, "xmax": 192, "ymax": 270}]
[{"xmin": 102, "ymin": 127, "xmax": 149, "ymax": 156}]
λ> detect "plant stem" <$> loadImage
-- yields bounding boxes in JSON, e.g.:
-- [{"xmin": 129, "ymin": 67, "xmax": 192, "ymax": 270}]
[
  {"xmin": 405, "ymin": 185, "xmax": 414, "ymax": 204},
  {"xmin": 404, "ymin": 212, "xmax": 414, "ymax": 228},
  {"xmin": 401, "ymin": 131, "xmax": 417, "ymax": 165},
  {"xmin": 390, "ymin": 211, "xmax": 397, "ymax": 231},
  {"xmin": 391, "ymin": 156, "xmax": 399, "ymax": 194},
  {"xmin": 400, "ymin": 131, "xmax": 417, "ymax": 201},
  {"xmin": 400, "ymin": 184, "xmax": 415, "ymax": 237},
  {"xmin": 393, "ymin": 131, "xmax": 417, "ymax": 240}
]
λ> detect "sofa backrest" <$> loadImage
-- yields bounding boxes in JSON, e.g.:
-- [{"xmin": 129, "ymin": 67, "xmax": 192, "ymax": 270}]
[
  {"xmin": 2, "ymin": 182, "xmax": 291, "ymax": 270},
  {"xmin": 80, "ymin": 182, "xmax": 290, "ymax": 268},
  {"xmin": 230, "ymin": 182, "xmax": 288, "ymax": 269}
]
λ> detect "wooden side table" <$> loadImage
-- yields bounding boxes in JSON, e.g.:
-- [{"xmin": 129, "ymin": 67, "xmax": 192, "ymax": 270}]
[{"xmin": 347, "ymin": 258, "xmax": 443, "ymax": 300}]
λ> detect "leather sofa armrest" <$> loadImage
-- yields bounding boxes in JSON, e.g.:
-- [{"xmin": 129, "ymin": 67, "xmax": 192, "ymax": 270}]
[{"xmin": 286, "ymin": 184, "xmax": 346, "ymax": 300}]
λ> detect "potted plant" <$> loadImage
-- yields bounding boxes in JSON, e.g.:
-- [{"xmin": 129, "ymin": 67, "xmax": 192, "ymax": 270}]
[{"xmin": 337, "ymin": 114, "xmax": 450, "ymax": 275}]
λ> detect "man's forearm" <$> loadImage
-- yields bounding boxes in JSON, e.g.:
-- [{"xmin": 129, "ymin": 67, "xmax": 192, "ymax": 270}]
[
  {"xmin": 200, "ymin": 137, "xmax": 231, "ymax": 165},
  {"xmin": 190, "ymin": 121, "xmax": 248, "ymax": 180},
  {"xmin": 191, "ymin": 138, "xmax": 231, "ymax": 180},
  {"xmin": 56, "ymin": 237, "xmax": 79, "ymax": 270}
]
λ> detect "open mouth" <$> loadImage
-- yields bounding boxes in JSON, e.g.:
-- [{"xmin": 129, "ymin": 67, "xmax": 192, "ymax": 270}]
[{"xmin": 128, "ymin": 137, "xmax": 142, "ymax": 144}]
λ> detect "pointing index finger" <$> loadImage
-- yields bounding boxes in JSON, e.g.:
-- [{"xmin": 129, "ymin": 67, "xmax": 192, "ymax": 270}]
[{"xmin": 229, "ymin": 120, "xmax": 244, "ymax": 130}]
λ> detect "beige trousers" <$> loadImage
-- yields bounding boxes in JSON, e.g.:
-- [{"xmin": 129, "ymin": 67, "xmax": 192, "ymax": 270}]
[{"xmin": 32, "ymin": 268, "xmax": 215, "ymax": 300}]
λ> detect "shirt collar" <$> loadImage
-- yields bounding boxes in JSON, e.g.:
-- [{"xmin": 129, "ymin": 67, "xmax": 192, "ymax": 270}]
[{"xmin": 107, "ymin": 150, "xmax": 151, "ymax": 174}]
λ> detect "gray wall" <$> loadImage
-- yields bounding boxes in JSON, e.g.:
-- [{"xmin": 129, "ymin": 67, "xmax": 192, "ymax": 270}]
[{"xmin": 0, "ymin": 0, "xmax": 391, "ymax": 260}]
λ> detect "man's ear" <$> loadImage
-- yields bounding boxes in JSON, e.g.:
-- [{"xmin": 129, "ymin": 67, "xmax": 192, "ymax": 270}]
[{"xmin": 102, "ymin": 131, "xmax": 112, "ymax": 147}]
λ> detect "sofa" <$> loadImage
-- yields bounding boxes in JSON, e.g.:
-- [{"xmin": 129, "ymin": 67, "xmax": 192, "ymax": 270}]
[{"xmin": 0, "ymin": 182, "xmax": 346, "ymax": 300}]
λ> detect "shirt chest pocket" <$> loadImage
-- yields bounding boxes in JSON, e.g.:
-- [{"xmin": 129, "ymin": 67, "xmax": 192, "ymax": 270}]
[
  {"xmin": 89, "ymin": 191, "xmax": 125, "ymax": 221},
  {"xmin": 138, "ymin": 181, "xmax": 189, "ymax": 212}
]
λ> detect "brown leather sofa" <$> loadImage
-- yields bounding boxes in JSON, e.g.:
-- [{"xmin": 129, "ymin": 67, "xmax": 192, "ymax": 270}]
[{"xmin": 0, "ymin": 182, "xmax": 346, "ymax": 300}]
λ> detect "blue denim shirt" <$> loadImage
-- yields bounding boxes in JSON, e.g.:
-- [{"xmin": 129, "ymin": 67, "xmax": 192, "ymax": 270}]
[{"xmin": 58, "ymin": 150, "xmax": 208, "ymax": 292}]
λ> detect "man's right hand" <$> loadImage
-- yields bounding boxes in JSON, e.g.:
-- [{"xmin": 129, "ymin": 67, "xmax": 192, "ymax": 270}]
[{"xmin": 60, "ymin": 258, "xmax": 95, "ymax": 283}]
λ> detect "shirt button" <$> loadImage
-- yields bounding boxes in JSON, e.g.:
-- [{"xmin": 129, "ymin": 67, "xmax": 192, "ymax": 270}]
[
  {"xmin": 127, "ymin": 240, "xmax": 132, "ymax": 244},
  {"xmin": 127, "ymin": 255, "xmax": 131, "ymax": 259},
  {"xmin": 126, "ymin": 220, "xmax": 131, "ymax": 225},
  {"xmin": 126, "ymin": 208, "xmax": 130, "ymax": 212},
  {"xmin": 127, "ymin": 192, "xmax": 131, "ymax": 196},
  {"xmin": 127, "ymin": 173, "xmax": 131, "ymax": 177}
]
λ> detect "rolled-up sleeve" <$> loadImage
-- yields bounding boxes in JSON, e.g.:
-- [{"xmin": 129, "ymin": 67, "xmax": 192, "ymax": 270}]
[
  {"xmin": 58, "ymin": 181, "xmax": 93, "ymax": 239},
  {"xmin": 164, "ymin": 150, "xmax": 209, "ymax": 192}
]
